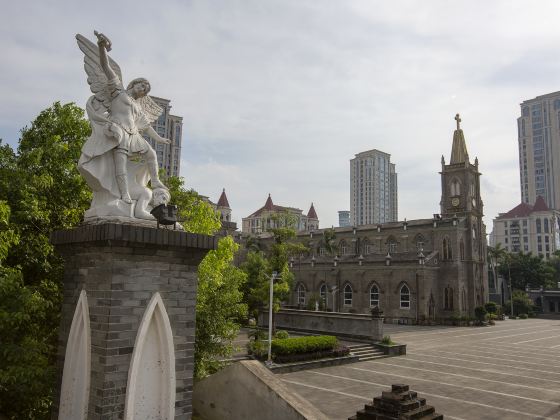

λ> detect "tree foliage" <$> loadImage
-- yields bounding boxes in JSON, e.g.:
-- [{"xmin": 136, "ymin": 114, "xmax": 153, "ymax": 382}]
[
  {"xmin": 0, "ymin": 102, "xmax": 91, "ymax": 419},
  {"xmin": 498, "ymin": 252, "xmax": 555, "ymax": 291},
  {"xmin": 194, "ymin": 236, "xmax": 247, "ymax": 379},
  {"xmin": 241, "ymin": 213, "xmax": 307, "ymax": 319},
  {"xmin": 504, "ymin": 290, "xmax": 534, "ymax": 317}
]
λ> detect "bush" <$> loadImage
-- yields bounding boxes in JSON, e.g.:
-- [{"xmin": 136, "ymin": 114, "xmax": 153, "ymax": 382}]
[
  {"xmin": 380, "ymin": 335, "xmax": 395, "ymax": 345},
  {"xmin": 504, "ymin": 291, "xmax": 534, "ymax": 317},
  {"xmin": 519, "ymin": 313, "xmax": 528, "ymax": 319},
  {"xmin": 273, "ymin": 345, "xmax": 350, "ymax": 363},
  {"xmin": 247, "ymin": 340, "xmax": 267, "ymax": 358},
  {"xmin": 306, "ymin": 294, "xmax": 326, "ymax": 311},
  {"xmin": 484, "ymin": 302, "xmax": 500, "ymax": 315},
  {"xmin": 248, "ymin": 327, "xmax": 267, "ymax": 341},
  {"xmin": 271, "ymin": 335, "xmax": 337, "ymax": 356},
  {"xmin": 274, "ymin": 330, "xmax": 289, "ymax": 339},
  {"xmin": 474, "ymin": 306, "xmax": 487, "ymax": 324}
]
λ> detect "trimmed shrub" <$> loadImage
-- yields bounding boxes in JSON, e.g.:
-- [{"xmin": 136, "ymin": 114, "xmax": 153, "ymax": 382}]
[
  {"xmin": 474, "ymin": 306, "xmax": 487, "ymax": 324},
  {"xmin": 519, "ymin": 313, "xmax": 528, "ymax": 319},
  {"xmin": 484, "ymin": 302, "xmax": 500, "ymax": 315},
  {"xmin": 274, "ymin": 330, "xmax": 289, "ymax": 339},
  {"xmin": 271, "ymin": 335, "xmax": 337, "ymax": 356}
]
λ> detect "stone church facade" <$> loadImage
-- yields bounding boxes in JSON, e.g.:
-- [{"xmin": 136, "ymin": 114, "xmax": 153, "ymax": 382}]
[{"xmin": 287, "ymin": 115, "xmax": 488, "ymax": 323}]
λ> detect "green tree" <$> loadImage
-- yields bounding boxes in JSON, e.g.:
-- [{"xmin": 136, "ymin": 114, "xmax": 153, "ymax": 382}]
[
  {"xmin": 504, "ymin": 290, "xmax": 534, "ymax": 317},
  {"xmin": 0, "ymin": 103, "xmax": 91, "ymax": 419},
  {"xmin": 166, "ymin": 176, "xmax": 221, "ymax": 235},
  {"xmin": 487, "ymin": 243, "xmax": 506, "ymax": 290},
  {"xmin": 499, "ymin": 252, "xmax": 555, "ymax": 291},
  {"xmin": 194, "ymin": 236, "xmax": 247, "ymax": 379},
  {"xmin": 241, "ymin": 213, "xmax": 307, "ymax": 326}
]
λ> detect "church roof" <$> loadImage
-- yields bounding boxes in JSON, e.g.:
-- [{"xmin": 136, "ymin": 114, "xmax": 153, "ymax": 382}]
[
  {"xmin": 450, "ymin": 114, "xmax": 470, "ymax": 164},
  {"xmin": 532, "ymin": 195, "xmax": 550, "ymax": 212},
  {"xmin": 217, "ymin": 188, "xmax": 230, "ymax": 208},
  {"xmin": 246, "ymin": 194, "xmax": 302, "ymax": 218},
  {"xmin": 307, "ymin": 203, "xmax": 318, "ymax": 219},
  {"xmin": 497, "ymin": 196, "xmax": 550, "ymax": 219}
]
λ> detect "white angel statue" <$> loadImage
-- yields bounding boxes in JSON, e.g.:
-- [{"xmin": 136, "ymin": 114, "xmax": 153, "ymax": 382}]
[{"xmin": 76, "ymin": 31, "xmax": 171, "ymax": 221}]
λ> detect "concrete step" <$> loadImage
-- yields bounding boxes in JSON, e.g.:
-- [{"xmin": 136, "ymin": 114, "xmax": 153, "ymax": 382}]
[{"xmin": 348, "ymin": 344, "xmax": 386, "ymax": 361}]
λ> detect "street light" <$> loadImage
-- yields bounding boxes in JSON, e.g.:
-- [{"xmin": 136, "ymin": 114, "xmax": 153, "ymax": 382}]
[{"xmin": 266, "ymin": 271, "xmax": 279, "ymax": 366}]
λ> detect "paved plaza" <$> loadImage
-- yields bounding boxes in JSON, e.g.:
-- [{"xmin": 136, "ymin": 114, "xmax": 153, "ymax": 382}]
[{"xmin": 277, "ymin": 318, "xmax": 560, "ymax": 420}]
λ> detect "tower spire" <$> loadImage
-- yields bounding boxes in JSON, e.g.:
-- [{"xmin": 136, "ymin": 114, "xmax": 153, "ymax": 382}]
[{"xmin": 450, "ymin": 113, "xmax": 469, "ymax": 164}]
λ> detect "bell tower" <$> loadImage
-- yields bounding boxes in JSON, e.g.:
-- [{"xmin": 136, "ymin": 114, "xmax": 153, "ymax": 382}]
[
  {"xmin": 439, "ymin": 113, "xmax": 488, "ymax": 309},
  {"xmin": 440, "ymin": 114, "xmax": 483, "ymax": 219}
]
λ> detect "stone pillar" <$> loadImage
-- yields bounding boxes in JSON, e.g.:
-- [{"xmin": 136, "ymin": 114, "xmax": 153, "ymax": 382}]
[
  {"xmin": 371, "ymin": 307, "xmax": 384, "ymax": 342},
  {"xmin": 51, "ymin": 223, "xmax": 216, "ymax": 420}
]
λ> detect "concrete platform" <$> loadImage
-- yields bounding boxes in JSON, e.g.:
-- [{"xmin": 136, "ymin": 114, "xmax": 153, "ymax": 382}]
[{"xmin": 278, "ymin": 318, "xmax": 560, "ymax": 420}]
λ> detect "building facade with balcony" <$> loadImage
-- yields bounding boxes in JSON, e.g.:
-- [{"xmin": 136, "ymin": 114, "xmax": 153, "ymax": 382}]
[{"xmin": 491, "ymin": 196, "xmax": 560, "ymax": 260}]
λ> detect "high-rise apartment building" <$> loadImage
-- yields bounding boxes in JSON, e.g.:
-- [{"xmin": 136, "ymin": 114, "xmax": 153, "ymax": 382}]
[
  {"xmin": 338, "ymin": 210, "xmax": 351, "ymax": 227},
  {"xmin": 350, "ymin": 149, "xmax": 397, "ymax": 226},
  {"xmin": 145, "ymin": 96, "xmax": 183, "ymax": 178},
  {"xmin": 518, "ymin": 91, "xmax": 560, "ymax": 209}
]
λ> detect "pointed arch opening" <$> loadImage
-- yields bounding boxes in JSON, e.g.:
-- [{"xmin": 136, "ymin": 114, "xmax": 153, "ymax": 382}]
[
  {"xmin": 59, "ymin": 289, "xmax": 91, "ymax": 420},
  {"xmin": 369, "ymin": 283, "xmax": 380, "ymax": 308},
  {"xmin": 125, "ymin": 293, "xmax": 175, "ymax": 420},
  {"xmin": 296, "ymin": 283, "xmax": 306, "ymax": 305},
  {"xmin": 343, "ymin": 283, "xmax": 353, "ymax": 307},
  {"xmin": 400, "ymin": 284, "xmax": 410, "ymax": 309}
]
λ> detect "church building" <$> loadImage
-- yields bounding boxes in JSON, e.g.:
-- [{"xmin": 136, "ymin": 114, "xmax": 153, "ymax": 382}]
[{"xmin": 286, "ymin": 115, "xmax": 488, "ymax": 323}]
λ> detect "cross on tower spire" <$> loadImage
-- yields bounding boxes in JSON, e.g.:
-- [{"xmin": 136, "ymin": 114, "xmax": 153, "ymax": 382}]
[{"xmin": 455, "ymin": 113, "xmax": 461, "ymax": 130}]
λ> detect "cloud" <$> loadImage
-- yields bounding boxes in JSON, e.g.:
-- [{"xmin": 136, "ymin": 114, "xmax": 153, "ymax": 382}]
[{"xmin": 1, "ymin": 0, "xmax": 558, "ymax": 231}]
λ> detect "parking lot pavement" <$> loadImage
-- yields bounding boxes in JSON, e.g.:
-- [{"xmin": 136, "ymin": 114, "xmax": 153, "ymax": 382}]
[{"xmin": 277, "ymin": 318, "xmax": 560, "ymax": 420}]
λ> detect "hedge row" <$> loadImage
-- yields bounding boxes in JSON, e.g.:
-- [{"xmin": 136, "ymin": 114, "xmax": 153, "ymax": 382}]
[{"xmin": 271, "ymin": 335, "xmax": 337, "ymax": 356}]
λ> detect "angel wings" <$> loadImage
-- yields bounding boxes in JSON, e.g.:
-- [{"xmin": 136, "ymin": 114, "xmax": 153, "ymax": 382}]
[{"xmin": 75, "ymin": 33, "xmax": 163, "ymax": 123}]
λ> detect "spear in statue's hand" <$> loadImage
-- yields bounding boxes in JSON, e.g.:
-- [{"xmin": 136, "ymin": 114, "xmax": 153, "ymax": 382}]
[{"xmin": 94, "ymin": 30, "xmax": 112, "ymax": 51}]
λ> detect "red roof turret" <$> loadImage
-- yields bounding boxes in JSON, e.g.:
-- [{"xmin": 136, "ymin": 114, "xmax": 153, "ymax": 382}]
[
  {"xmin": 217, "ymin": 188, "xmax": 230, "ymax": 208},
  {"xmin": 307, "ymin": 202, "xmax": 318, "ymax": 219}
]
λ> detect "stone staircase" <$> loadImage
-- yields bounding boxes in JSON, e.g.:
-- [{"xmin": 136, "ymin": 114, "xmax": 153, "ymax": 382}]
[
  {"xmin": 349, "ymin": 384, "xmax": 443, "ymax": 420},
  {"xmin": 348, "ymin": 343, "xmax": 386, "ymax": 361}
]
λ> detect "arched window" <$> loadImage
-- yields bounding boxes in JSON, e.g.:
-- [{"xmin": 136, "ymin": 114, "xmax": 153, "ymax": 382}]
[
  {"xmin": 362, "ymin": 239, "xmax": 371, "ymax": 255},
  {"xmin": 442, "ymin": 237, "xmax": 453, "ymax": 260},
  {"xmin": 400, "ymin": 284, "xmax": 410, "ymax": 309},
  {"xmin": 544, "ymin": 218, "xmax": 549, "ymax": 233},
  {"xmin": 450, "ymin": 179, "xmax": 461, "ymax": 196},
  {"xmin": 444, "ymin": 287, "xmax": 454, "ymax": 310},
  {"xmin": 343, "ymin": 284, "xmax": 353, "ymax": 306},
  {"xmin": 319, "ymin": 246, "xmax": 326, "ymax": 256},
  {"xmin": 296, "ymin": 284, "xmax": 305, "ymax": 305},
  {"xmin": 370, "ymin": 284, "xmax": 380, "ymax": 307},
  {"xmin": 414, "ymin": 234, "xmax": 425, "ymax": 251},
  {"xmin": 387, "ymin": 236, "xmax": 397, "ymax": 254},
  {"xmin": 460, "ymin": 238, "xmax": 465, "ymax": 260},
  {"xmin": 536, "ymin": 219, "xmax": 542, "ymax": 234},
  {"xmin": 319, "ymin": 284, "xmax": 327, "ymax": 303},
  {"xmin": 339, "ymin": 240, "xmax": 348, "ymax": 255}
]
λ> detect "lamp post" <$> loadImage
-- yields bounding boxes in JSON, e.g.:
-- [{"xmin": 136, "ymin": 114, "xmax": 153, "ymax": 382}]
[{"xmin": 266, "ymin": 271, "xmax": 279, "ymax": 366}]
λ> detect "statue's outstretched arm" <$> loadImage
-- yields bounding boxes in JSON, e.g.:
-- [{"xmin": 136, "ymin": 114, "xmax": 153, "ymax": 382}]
[
  {"xmin": 94, "ymin": 31, "xmax": 118, "ymax": 81},
  {"xmin": 144, "ymin": 126, "xmax": 171, "ymax": 145}
]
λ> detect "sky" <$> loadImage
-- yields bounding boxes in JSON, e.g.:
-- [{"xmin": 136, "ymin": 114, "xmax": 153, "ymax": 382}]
[{"xmin": 2, "ymin": 0, "xmax": 560, "ymax": 230}]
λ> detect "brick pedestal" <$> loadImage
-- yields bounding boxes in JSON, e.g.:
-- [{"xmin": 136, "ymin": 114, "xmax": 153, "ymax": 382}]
[{"xmin": 51, "ymin": 223, "xmax": 216, "ymax": 420}]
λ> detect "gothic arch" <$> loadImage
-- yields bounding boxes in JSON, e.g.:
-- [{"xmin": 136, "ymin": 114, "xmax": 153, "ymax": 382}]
[
  {"xmin": 59, "ymin": 289, "xmax": 91, "ymax": 420},
  {"xmin": 342, "ymin": 282, "xmax": 354, "ymax": 307},
  {"xmin": 450, "ymin": 178, "xmax": 461, "ymax": 196},
  {"xmin": 413, "ymin": 234, "xmax": 426, "ymax": 251},
  {"xmin": 125, "ymin": 292, "xmax": 175, "ymax": 420},
  {"xmin": 442, "ymin": 236, "xmax": 453, "ymax": 260}
]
